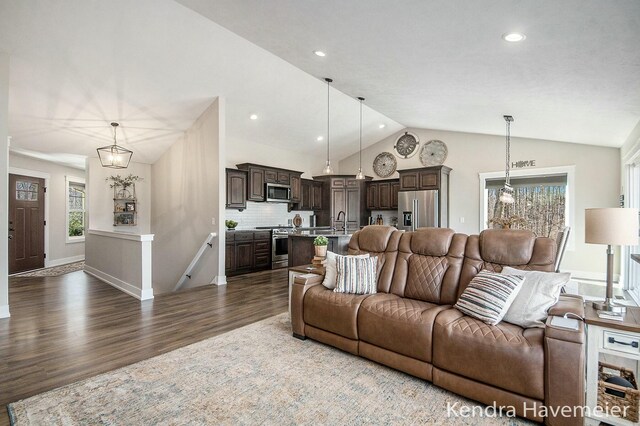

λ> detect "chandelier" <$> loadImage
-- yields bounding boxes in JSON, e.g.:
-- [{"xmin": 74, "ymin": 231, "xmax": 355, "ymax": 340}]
[{"xmin": 97, "ymin": 122, "xmax": 133, "ymax": 169}]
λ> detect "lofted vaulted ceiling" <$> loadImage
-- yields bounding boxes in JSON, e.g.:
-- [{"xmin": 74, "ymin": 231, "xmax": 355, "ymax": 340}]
[{"xmin": 1, "ymin": 0, "xmax": 639, "ymax": 171}]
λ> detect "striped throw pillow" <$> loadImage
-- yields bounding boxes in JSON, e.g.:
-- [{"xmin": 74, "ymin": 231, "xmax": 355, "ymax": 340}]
[
  {"xmin": 454, "ymin": 270, "xmax": 525, "ymax": 325},
  {"xmin": 334, "ymin": 255, "xmax": 378, "ymax": 295}
]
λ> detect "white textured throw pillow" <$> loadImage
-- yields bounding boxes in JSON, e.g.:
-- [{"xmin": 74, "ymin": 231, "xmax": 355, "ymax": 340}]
[
  {"xmin": 454, "ymin": 270, "xmax": 525, "ymax": 326},
  {"xmin": 334, "ymin": 255, "xmax": 378, "ymax": 295},
  {"xmin": 322, "ymin": 251, "xmax": 370, "ymax": 290},
  {"xmin": 501, "ymin": 266, "xmax": 571, "ymax": 328}
]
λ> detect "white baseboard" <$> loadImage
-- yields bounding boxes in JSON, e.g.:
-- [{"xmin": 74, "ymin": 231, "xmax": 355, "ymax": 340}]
[
  {"xmin": 211, "ymin": 275, "xmax": 227, "ymax": 286},
  {"xmin": 45, "ymin": 255, "xmax": 85, "ymax": 268},
  {"xmin": 0, "ymin": 304, "xmax": 9, "ymax": 319},
  {"xmin": 565, "ymin": 269, "xmax": 620, "ymax": 283},
  {"xmin": 84, "ymin": 265, "xmax": 154, "ymax": 301}
]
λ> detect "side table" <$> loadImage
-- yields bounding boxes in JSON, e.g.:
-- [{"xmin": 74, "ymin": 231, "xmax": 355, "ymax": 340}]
[{"xmin": 584, "ymin": 304, "xmax": 640, "ymax": 425}]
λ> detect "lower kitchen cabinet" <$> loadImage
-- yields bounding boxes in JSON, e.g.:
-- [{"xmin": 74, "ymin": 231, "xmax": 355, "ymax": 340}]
[{"xmin": 225, "ymin": 230, "xmax": 272, "ymax": 276}]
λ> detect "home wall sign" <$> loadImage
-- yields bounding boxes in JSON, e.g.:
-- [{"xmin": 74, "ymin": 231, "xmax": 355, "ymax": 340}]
[{"xmin": 511, "ymin": 160, "xmax": 536, "ymax": 168}]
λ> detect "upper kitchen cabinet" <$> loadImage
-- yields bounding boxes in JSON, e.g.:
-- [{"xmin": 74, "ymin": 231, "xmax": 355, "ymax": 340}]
[
  {"xmin": 226, "ymin": 168, "xmax": 247, "ymax": 210},
  {"xmin": 236, "ymin": 163, "xmax": 303, "ymax": 203},
  {"xmin": 398, "ymin": 165, "xmax": 451, "ymax": 191},
  {"xmin": 313, "ymin": 175, "xmax": 369, "ymax": 231},
  {"xmin": 295, "ymin": 179, "xmax": 323, "ymax": 211},
  {"xmin": 366, "ymin": 178, "xmax": 399, "ymax": 211}
]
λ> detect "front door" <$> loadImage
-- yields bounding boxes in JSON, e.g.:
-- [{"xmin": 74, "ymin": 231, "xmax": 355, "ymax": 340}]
[{"xmin": 8, "ymin": 174, "xmax": 45, "ymax": 274}]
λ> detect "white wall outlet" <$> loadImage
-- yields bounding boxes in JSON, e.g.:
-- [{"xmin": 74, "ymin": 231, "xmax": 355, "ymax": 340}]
[
  {"xmin": 211, "ymin": 217, "xmax": 216, "ymax": 226},
  {"xmin": 459, "ymin": 217, "xmax": 465, "ymax": 223}
]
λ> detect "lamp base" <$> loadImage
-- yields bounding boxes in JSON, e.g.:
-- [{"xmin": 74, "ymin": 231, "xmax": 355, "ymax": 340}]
[{"xmin": 593, "ymin": 298, "xmax": 627, "ymax": 313}]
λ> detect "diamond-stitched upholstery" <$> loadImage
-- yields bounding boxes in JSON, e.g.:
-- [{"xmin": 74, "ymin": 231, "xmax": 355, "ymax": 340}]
[
  {"xmin": 404, "ymin": 255, "xmax": 448, "ymax": 303},
  {"xmin": 303, "ymin": 285, "xmax": 372, "ymax": 340},
  {"xmin": 433, "ymin": 308, "xmax": 545, "ymax": 400},
  {"xmin": 359, "ymin": 294, "xmax": 448, "ymax": 362}
]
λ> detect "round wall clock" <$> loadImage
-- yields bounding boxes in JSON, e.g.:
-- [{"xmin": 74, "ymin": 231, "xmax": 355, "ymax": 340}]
[
  {"xmin": 419, "ymin": 140, "xmax": 448, "ymax": 166},
  {"xmin": 373, "ymin": 152, "xmax": 397, "ymax": 178},
  {"xmin": 394, "ymin": 132, "xmax": 419, "ymax": 159}
]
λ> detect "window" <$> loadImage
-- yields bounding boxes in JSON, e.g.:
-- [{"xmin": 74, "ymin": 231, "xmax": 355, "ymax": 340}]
[
  {"xmin": 479, "ymin": 166, "xmax": 575, "ymax": 246},
  {"xmin": 66, "ymin": 176, "xmax": 86, "ymax": 242}
]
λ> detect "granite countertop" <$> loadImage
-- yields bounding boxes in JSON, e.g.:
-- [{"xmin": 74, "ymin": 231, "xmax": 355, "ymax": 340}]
[{"xmin": 290, "ymin": 230, "xmax": 353, "ymax": 238}]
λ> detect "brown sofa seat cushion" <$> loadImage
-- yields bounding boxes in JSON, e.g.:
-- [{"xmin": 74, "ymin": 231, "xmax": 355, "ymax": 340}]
[
  {"xmin": 433, "ymin": 308, "xmax": 544, "ymax": 400},
  {"xmin": 359, "ymin": 293, "xmax": 449, "ymax": 362},
  {"xmin": 303, "ymin": 285, "xmax": 372, "ymax": 340}
]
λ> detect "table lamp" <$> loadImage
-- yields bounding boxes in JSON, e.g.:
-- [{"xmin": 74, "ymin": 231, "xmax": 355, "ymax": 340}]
[{"xmin": 585, "ymin": 208, "xmax": 639, "ymax": 313}]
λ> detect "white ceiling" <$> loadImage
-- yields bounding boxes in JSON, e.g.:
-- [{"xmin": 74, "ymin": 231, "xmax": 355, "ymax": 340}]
[
  {"xmin": 1, "ymin": 1, "xmax": 639, "ymax": 172},
  {"xmin": 179, "ymin": 0, "xmax": 640, "ymax": 148},
  {"xmin": 0, "ymin": 0, "xmax": 403, "ymax": 169}
]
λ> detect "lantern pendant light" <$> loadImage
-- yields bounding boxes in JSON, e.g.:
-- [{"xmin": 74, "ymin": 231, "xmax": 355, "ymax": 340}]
[
  {"xmin": 322, "ymin": 78, "xmax": 334, "ymax": 174},
  {"xmin": 355, "ymin": 97, "xmax": 366, "ymax": 180},
  {"xmin": 97, "ymin": 122, "xmax": 133, "ymax": 169},
  {"xmin": 499, "ymin": 115, "xmax": 515, "ymax": 204}
]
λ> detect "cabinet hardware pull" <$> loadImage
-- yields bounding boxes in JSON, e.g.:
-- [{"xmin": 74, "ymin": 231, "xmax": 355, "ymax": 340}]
[{"xmin": 608, "ymin": 337, "xmax": 639, "ymax": 348}]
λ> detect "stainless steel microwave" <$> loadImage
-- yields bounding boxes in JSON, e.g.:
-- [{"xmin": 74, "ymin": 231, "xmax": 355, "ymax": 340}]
[{"xmin": 265, "ymin": 183, "xmax": 291, "ymax": 203}]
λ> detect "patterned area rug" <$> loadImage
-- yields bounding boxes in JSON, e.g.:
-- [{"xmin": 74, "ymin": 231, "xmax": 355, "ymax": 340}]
[
  {"xmin": 11, "ymin": 261, "xmax": 84, "ymax": 278},
  {"xmin": 8, "ymin": 314, "xmax": 531, "ymax": 425}
]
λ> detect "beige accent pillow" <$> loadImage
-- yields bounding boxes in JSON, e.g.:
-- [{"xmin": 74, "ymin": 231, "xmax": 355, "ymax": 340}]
[
  {"xmin": 322, "ymin": 251, "xmax": 369, "ymax": 289},
  {"xmin": 501, "ymin": 266, "xmax": 571, "ymax": 328}
]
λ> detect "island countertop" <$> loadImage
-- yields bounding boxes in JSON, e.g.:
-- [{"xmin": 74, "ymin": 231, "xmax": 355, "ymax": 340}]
[{"xmin": 289, "ymin": 230, "xmax": 354, "ymax": 238}]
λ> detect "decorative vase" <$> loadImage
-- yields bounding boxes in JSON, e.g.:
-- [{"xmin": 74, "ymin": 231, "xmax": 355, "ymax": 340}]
[{"xmin": 315, "ymin": 245, "xmax": 327, "ymax": 258}]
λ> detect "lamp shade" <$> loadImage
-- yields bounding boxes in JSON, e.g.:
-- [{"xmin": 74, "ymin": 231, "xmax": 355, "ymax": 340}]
[{"xmin": 585, "ymin": 208, "xmax": 639, "ymax": 246}]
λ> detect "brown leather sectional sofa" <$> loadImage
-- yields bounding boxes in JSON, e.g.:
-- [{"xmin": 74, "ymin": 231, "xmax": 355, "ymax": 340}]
[{"xmin": 291, "ymin": 226, "xmax": 584, "ymax": 426}]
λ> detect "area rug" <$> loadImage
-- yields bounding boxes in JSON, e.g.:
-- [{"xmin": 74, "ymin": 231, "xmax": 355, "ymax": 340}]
[
  {"xmin": 11, "ymin": 261, "xmax": 84, "ymax": 278},
  {"xmin": 7, "ymin": 314, "xmax": 531, "ymax": 425}
]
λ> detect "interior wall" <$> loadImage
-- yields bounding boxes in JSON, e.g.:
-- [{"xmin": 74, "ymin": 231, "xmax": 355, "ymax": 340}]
[
  {"xmin": 9, "ymin": 153, "xmax": 86, "ymax": 264},
  {"xmin": 339, "ymin": 127, "xmax": 621, "ymax": 277},
  {"xmin": 151, "ymin": 98, "xmax": 224, "ymax": 294},
  {"xmin": 0, "ymin": 53, "xmax": 9, "ymax": 318},
  {"xmin": 86, "ymin": 158, "xmax": 151, "ymax": 234}
]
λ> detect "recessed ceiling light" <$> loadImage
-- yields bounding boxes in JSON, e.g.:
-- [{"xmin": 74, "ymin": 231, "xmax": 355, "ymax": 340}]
[
  {"xmin": 249, "ymin": 114, "xmax": 258, "ymax": 120},
  {"xmin": 313, "ymin": 50, "xmax": 326, "ymax": 57},
  {"xmin": 502, "ymin": 32, "xmax": 526, "ymax": 42},
  {"xmin": 316, "ymin": 136, "xmax": 324, "ymax": 141},
  {"xmin": 379, "ymin": 124, "xmax": 386, "ymax": 129}
]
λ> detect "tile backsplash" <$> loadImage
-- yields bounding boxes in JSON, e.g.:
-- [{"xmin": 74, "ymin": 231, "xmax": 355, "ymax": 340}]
[
  {"xmin": 226, "ymin": 202, "xmax": 314, "ymax": 229},
  {"xmin": 370, "ymin": 210, "xmax": 398, "ymax": 226}
]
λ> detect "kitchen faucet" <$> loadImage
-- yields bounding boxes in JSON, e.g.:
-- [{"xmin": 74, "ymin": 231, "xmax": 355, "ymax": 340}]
[{"xmin": 336, "ymin": 210, "xmax": 346, "ymax": 234}]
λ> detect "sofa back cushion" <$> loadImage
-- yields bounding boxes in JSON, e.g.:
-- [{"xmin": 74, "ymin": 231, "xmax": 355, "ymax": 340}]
[
  {"xmin": 389, "ymin": 228, "xmax": 467, "ymax": 304},
  {"xmin": 348, "ymin": 225, "xmax": 403, "ymax": 293},
  {"xmin": 459, "ymin": 229, "xmax": 556, "ymax": 299}
]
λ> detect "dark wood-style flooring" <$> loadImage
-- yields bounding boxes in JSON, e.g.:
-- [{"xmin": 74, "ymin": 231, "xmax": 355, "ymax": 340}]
[{"xmin": 0, "ymin": 268, "xmax": 289, "ymax": 425}]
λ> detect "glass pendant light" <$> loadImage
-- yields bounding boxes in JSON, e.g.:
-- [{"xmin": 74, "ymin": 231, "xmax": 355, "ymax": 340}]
[
  {"xmin": 323, "ymin": 78, "xmax": 334, "ymax": 174},
  {"xmin": 97, "ymin": 122, "xmax": 133, "ymax": 169},
  {"xmin": 355, "ymin": 96, "xmax": 366, "ymax": 180},
  {"xmin": 499, "ymin": 115, "xmax": 515, "ymax": 204}
]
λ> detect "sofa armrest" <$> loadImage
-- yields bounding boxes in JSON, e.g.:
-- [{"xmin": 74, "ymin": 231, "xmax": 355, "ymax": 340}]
[
  {"xmin": 291, "ymin": 273, "xmax": 324, "ymax": 338},
  {"xmin": 544, "ymin": 295, "xmax": 585, "ymax": 426}
]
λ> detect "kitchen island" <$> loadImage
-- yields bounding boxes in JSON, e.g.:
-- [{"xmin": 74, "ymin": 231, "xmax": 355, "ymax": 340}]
[{"xmin": 288, "ymin": 230, "xmax": 353, "ymax": 267}]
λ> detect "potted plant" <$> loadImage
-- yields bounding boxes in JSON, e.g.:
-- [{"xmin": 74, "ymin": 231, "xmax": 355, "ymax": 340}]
[
  {"xmin": 225, "ymin": 220, "xmax": 238, "ymax": 230},
  {"xmin": 106, "ymin": 174, "xmax": 141, "ymax": 199},
  {"xmin": 313, "ymin": 235, "xmax": 329, "ymax": 257}
]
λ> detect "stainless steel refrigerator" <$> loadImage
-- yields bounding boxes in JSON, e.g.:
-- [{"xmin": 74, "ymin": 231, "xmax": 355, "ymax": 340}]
[{"xmin": 398, "ymin": 190, "xmax": 440, "ymax": 231}]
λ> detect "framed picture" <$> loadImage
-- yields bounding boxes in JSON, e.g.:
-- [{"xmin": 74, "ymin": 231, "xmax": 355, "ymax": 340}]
[
  {"xmin": 125, "ymin": 202, "xmax": 135, "ymax": 212},
  {"xmin": 116, "ymin": 213, "xmax": 135, "ymax": 225}
]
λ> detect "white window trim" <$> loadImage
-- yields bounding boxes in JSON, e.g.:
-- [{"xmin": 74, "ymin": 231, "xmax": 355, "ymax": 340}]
[
  {"xmin": 66, "ymin": 175, "xmax": 86, "ymax": 243},
  {"xmin": 478, "ymin": 165, "xmax": 576, "ymax": 251}
]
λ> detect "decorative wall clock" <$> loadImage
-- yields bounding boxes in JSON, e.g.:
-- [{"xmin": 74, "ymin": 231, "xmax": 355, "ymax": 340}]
[
  {"xmin": 372, "ymin": 152, "xmax": 397, "ymax": 178},
  {"xmin": 419, "ymin": 140, "xmax": 448, "ymax": 166},
  {"xmin": 394, "ymin": 132, "xmax": 419, "ymax": 159}
]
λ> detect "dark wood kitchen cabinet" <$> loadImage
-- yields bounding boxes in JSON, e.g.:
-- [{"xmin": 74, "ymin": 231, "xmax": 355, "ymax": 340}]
[
  {"xmin": 312, "ymin": 181, "xmax": 323, "ymax": 210},
  {"xmin": 236, "ymin": 163, "xmax": 303, "ymax": 203},
  {"xmin": 225, "ymin": 168, "xmax": 247, "ymax": 210},
  {"xmin": 366, "ymin": 178, "xmax": 399, "ymax": 211},
  {"xmin": 225, "ymin": 230, "xmax": 272, "ymax": 276},
  {"xmin": 398, "ymin": 165, "xmax": 450, "ymax": 191},
  {"xmin": 313, "ymin": 175, "xmax": 369, "ymax": 231},
  {"xmin": 295, "ymin": 179, "xmax": 323, "ymax": 211}
]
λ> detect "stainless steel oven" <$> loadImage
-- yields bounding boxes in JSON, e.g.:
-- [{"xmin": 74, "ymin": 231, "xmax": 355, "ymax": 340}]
[{"xmin": 272, "ymin": 229, "xmax": 290, "ymax": 269}]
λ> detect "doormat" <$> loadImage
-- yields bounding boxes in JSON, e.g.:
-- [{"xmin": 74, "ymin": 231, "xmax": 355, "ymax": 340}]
[{"xmin": 11, "ymin": 261, "xmax": 85, "ymax": 278}]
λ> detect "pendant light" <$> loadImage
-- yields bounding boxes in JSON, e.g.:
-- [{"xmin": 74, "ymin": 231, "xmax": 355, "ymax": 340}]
[
  {"xmin": 97, "ymin": 122, "xmax": 133, "ymax": 169},
  {"xmin": 499, "ymin": 115, "xmax": 515, "ymax": 204},
  {"xmin": 355, "ymin": 96, "xmax": 366, "ymax": 180},
  {"xmin": 322, "ymin": 78, "xmax": 334, "ymax": 174}
]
